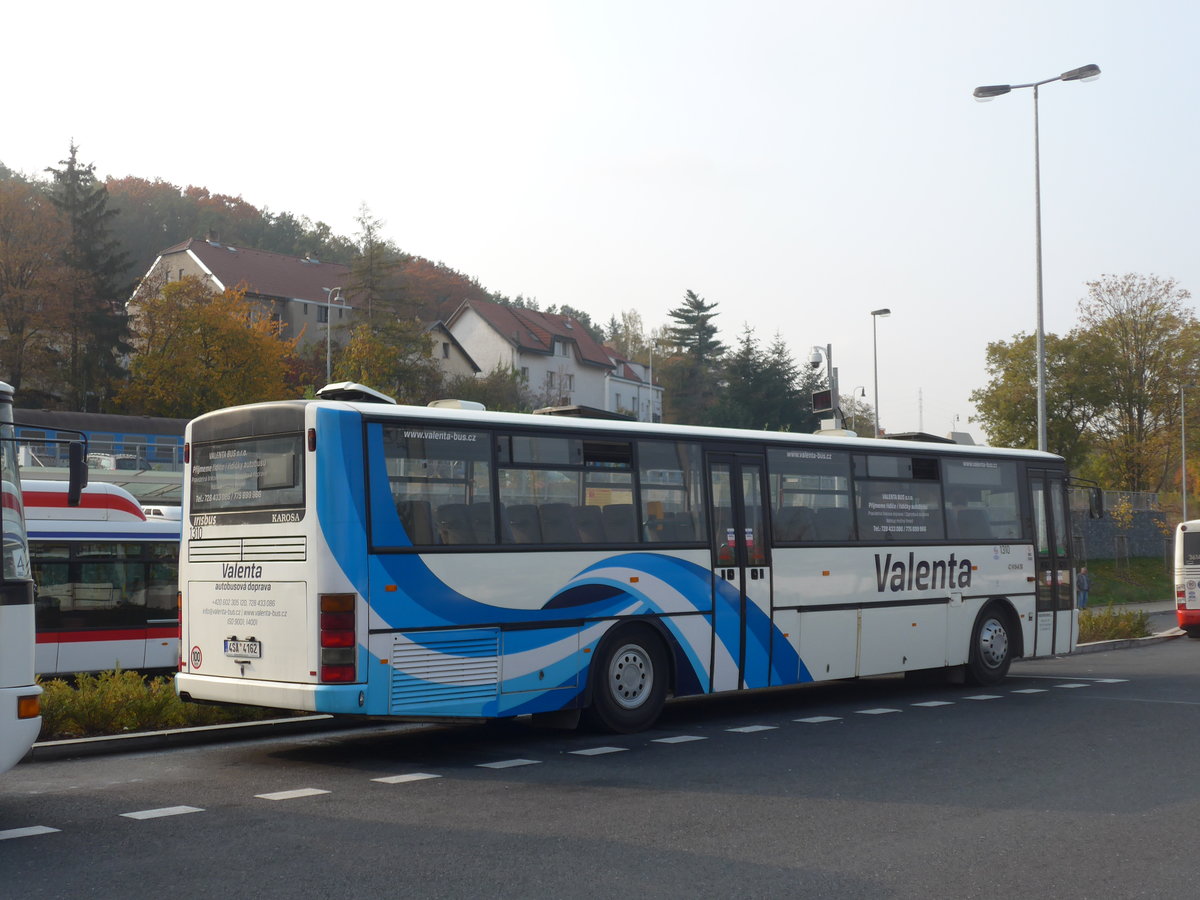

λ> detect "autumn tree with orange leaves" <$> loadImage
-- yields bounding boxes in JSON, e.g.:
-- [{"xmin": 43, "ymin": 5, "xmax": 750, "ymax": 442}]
[{"xmin": 117, "ymin": 276, "xmax": 296, "ymax": 418}]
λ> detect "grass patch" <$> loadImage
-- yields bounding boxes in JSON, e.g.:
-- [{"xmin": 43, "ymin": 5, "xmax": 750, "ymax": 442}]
[
  {"xmin": 1078, "ymin": 604, "xmax": 1153, "ymax": 643},
  {"xmin": 1083, "ymin": 557, "xmax": 1172, "ymax": 607},
  {"xmin": 36, "ymin": 670, "xmax": 292, "ymax": 741}
]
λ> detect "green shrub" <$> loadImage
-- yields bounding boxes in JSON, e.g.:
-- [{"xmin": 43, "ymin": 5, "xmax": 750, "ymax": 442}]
[
  {"xmin": 36, "ymin": 670, "xmax": 291, "ymax": 741},
  {"xmin": 1078, "ymin": 604, "xmax": 1153, "ymax": 643}
]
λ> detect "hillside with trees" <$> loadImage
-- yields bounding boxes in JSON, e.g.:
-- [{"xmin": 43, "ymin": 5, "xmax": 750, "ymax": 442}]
[{"xmin": 13, "ymin": 142, "xmax": 1198, "ymax": 498}]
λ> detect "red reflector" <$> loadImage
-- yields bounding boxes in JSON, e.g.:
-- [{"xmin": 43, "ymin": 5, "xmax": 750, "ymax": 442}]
[
  {"xmin": 321, "ymin": 665, "xmax": 355, "ymax": 683},
  {"xmin": 183, "ymin": 442, "xmax": 190, "ymax": 464},
  {"xmin": 308, "ymin": 427, "xmax": 316, "ymax": 452},
  {"xmin": 321, "ymin": 611, "xmax": 354, "ymax": 630},
  {"xmin": 321, "ymin": 631, "xmax": 355, "ymax": 648}
]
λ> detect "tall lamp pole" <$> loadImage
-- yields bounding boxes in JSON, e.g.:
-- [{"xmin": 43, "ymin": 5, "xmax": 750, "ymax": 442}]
[
  {"xmin": 974, "ymin": 63, "xmax": 1100, "ymax": 452},
  {"xmin": 323, "ymin": 286, "xmax": 343, "ymax": 385},
  {"xmin": 870, "ymin": 308, "xmax": 890, "ymax": 437},
  {"xmin": 1183, "ymin": 385, "xmax": 1197, "ymax": 521}
]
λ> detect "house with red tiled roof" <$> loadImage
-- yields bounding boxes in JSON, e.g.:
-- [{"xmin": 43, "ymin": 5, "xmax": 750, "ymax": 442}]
[
  {"xmin": 446, "ymin": 297, "xmax": 662, "ymax": 420},
  {"xmin": 130, "ymin": 234, "xmax": 355, "ymax": 353}
]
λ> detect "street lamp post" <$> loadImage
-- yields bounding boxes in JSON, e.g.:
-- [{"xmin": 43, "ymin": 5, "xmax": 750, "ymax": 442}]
[
  {"xmin": 870, "ymin": 308, "xmax": 890, "ymax": 437},
  {"xmin": 1183, "ymin": 385, "xmax": 1197, "ymax": 521},
  {"xmin": 974, "ymin": 63, "xmax": 1100, "ymax": 453},
  {"xmin": 323, "ymin": 286, "xmax": 343, "ymax": 385}
]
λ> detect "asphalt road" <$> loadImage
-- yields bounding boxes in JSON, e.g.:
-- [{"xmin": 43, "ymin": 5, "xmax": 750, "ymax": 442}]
[{"xmin": 3, "ymin": 637, "xmax": 1199, "ymax": 899}]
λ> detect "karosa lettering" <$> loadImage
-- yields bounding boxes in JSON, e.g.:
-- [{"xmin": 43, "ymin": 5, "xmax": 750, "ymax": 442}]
[
  {"xmin": 222, "ymin": 563, "xmax": 263, "ymax": 579},
  {"xmin": 874, "ymin": 552, "xmax": 972, "ymax": 592}
]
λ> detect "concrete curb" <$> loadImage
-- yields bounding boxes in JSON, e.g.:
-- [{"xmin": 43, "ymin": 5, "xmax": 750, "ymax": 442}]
[
  {"xmin": 25, "ymin": 714, "xmax": 359, "ymax": 763},
  {"xmin": 1071, "ymin": 628, "xmax": 1186, "ymax": 655}
]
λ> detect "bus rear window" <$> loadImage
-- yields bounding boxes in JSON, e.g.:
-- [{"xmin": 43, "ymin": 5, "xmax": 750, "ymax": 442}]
[{"xmin": 190, "ymin": 435, "xmax": 305, "ymax": 513}]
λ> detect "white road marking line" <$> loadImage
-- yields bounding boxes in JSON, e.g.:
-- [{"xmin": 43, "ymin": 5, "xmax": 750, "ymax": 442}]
[
  {"xmin": 911, "ymin": 701, "xmax": 954, "ymax": 707},
  {"xmin": 795, "ymin": 716, "xmax": 842, "ymax": 723},
  {"xmin": 963, "ymin": 695, "xmax": 1002, "ymax": 701},
  {"xmin": 120, "ymin": 806, "xmax": 203, "ymax": 820},
  {"xmin": 256, "ymin": 788, "xmax": 331, "ymax": 801},
  {"xmin": 727, "ymin": 725, "xmax": 778, "ymax": 733},
  {"xmin": 856, "ymin": 708, "xmax": 901, "ymax": 715},
  {"xmin": 652, "ymin": 735, "xmax": 707, "ymax": 744},
  {"xmin": 0, "ymin": 826, "xmax": 60, "ymax": 841},
  {"xmin": 372, "ymin": 773, "xmax": 442, "ymax": 784},
  {"xmin": 1012, "ymin": 688, "xmax": 1047, "ymax": 694},
  {"xmin": 570, "ymin": 746, "xmax": 628, "ymax": 756},
  {"xmin": 1055, "ymin": 683, "xmax": 1090, "ymax": 689},
  {"xmin": 1094, "ymin": 678, "xmax": 1129, "ymax": 683},
  {"xmin": 477, "ymin": 758, "xmax": 541, "ymax": 769}
]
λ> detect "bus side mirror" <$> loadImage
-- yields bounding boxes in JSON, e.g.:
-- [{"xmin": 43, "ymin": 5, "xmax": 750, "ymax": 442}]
[
  {"xmin": 1089, "ymin": 488, "xmax": 1104, "ymax": 519},
  {"xmin": 67, "ymin": 441, "xmax": 88, "ymax": 506}
]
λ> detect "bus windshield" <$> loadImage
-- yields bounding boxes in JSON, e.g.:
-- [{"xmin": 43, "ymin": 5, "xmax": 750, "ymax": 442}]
[
  {"xmin": 1, "ymin": 419, "xmax": 30, "ymax": 581},
  {"xmin": 190, "ymin": 434, "xmax": 305, "ymax": 514}
]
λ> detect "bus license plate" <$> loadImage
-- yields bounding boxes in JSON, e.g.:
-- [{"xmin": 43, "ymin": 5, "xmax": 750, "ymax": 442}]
[{"xmin": 224, "ymin": 639, "xmax": 262, "ymax": 658}]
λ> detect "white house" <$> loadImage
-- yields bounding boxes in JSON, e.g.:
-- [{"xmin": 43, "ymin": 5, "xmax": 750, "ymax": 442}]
[{"xmin": 447, "ymin": 298, "xmax": 662, "ymax": 420}]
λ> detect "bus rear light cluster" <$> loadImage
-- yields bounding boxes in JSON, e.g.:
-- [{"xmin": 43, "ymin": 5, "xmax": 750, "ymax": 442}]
[{"xmin": 319, "ymin": 593, "xmax": 356, "ymax": 683}]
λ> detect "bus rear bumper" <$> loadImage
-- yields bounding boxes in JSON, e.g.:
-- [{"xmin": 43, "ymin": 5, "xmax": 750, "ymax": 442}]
[
  {"xmin": 175, "ymin": 673, "xmax": 364, "ymax": 714},
  {"xmin": 1178, "ymin": 607, "xmax": 1200, "ymax": 629},
  {"xmin": 0, "ymin": 685, "xmax": 42, "ymax": 771}
]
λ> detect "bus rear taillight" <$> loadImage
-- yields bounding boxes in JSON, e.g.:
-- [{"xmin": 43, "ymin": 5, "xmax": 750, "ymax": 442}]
[{"xmin": 319, "ymin": 593, "xmax": 356, "ymax": 682}]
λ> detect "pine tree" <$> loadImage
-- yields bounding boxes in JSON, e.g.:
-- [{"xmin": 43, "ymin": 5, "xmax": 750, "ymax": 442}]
[
  {"xmin": 45, "ymin": 142, "xmax": 131, "ymax": 409},
  {"xmin": 659, "ymin": 289, "xmax": 726, "ymax": 424}
]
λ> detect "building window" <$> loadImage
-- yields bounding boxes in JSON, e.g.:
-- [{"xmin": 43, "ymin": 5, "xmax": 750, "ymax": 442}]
[
  {"xmin": 442, "ymin": 342, "xmax": 450, "ymax": 359},
  {"xmin": 318, "ymin": 306, "xmax": 329, "ymax": 324}
]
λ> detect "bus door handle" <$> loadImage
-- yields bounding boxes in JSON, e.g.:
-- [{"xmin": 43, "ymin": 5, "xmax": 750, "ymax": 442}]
[
  {"xmin": 750, "ymin": 568, "xmax": 766, "ymax": 581},
  {"xmin": 720, "ymin": 568, "xmax": 736, "ymax": 581}
]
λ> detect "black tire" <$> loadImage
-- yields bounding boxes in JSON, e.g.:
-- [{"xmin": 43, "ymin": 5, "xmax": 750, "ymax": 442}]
[
  {"xmin": 1185, "ymin": 626, "xmax": 1200, "ymax": 640},
  {"xmin": 583, "ymin": 624, "xmax": 668, "ymax": 733},
  {"xmin": 966, "ymin": 603, "xmax": 1014, "ymax": 686}
]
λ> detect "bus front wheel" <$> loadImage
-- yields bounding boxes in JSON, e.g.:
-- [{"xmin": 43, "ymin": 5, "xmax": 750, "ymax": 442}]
[
  {"xmin": 584, "ymin": 625, "xmax": 668, "ymax": 733},
  {"xmin": 967, "ymin": 603, "xmax": 1013, "ymax": 685}
]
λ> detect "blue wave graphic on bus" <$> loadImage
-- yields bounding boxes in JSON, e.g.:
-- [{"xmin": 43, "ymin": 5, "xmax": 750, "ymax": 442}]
[{"xmin": 368, "ymin": 552, "xmax": 805, "ymax": 715}]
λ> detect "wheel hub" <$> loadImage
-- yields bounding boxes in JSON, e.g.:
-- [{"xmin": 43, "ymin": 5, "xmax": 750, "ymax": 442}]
[{"xmin": 977, "ymin": 618, "xmax": 1009, "ymax": 669}]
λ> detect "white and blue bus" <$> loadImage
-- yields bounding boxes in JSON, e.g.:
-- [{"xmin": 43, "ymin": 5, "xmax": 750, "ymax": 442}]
[{"xmin": 175, "ymin": 384, "xmax": 1078, "ymax": 732}]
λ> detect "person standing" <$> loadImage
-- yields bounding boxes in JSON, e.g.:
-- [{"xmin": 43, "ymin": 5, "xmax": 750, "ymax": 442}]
[{"xmin": 1076, "ymin": 567, "xmax": 1091, "ymax": 609}]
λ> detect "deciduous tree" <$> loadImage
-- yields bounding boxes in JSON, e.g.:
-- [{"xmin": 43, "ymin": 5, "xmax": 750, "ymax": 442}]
[
  {"xmin": 116, "ymin": 277, "xmax": 295, "ymax": 417},
  {"xmin": 0, "ymin": 180, "xmax": 75, "ymax": 398}
]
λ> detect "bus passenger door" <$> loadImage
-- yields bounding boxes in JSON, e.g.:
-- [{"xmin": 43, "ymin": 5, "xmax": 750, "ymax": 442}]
[
  {"xmin": 1030, "ymin": 470, "xmax": 1076, "ymax": 654},
  {"xmin": 708, "ymin": 454, "xmax": 773, "ymax": 691}
]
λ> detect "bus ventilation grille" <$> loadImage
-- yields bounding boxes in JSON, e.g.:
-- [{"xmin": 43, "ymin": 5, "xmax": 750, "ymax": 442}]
[{"xmin": 390, "ymin": 630, "xmax": 499, "ymax": 710}]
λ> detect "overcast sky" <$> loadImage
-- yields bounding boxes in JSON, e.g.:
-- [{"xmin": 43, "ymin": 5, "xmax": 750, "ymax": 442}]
[{"xmin": 6, "ymin": 1, "xmax": 1196, "ymax": 441}]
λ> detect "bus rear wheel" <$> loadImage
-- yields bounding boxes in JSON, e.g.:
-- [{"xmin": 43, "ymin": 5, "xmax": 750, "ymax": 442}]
[
  {"xmin": 584, "ymin": 625, "xmax": 668, "ymax": 733},
  {"xmin": 967, "ymin": 603, "xmax": 1013, "ymax": 685},
  {"xmin": 1185, "ymin": 626, "xmax": 1200, "ymax": 640}
]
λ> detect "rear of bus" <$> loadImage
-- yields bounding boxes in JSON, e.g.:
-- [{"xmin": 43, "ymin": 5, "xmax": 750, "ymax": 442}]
[
  {"xmin": 1175, "ymin": 520, "xmax": 1200, "ymax": 638},
  {"xmin": 0, "ymin": 382, "xmax": 40, "ymax": 773},
  {"xmin": 176, "ymin": 398, "xmax": 369, "ymax": 714}
]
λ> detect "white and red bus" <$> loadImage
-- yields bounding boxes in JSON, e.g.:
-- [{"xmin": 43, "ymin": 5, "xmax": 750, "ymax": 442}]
[
  {"xmin": 1173, "ymin": 520, "xmax": 1200, "ymax": 638},
  {"xmin": 26, "ymin": 480, "xmax": 180, "ymax": 676}
]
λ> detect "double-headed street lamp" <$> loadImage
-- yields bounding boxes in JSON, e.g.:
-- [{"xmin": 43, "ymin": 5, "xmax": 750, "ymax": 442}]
[
  {"xmin": 974, "ymin": 63, "xmax": 1101, "ymax": 453},
  {"xmin": 870, "ymin": 308, "xmax": 890, "ymax": 437}
]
